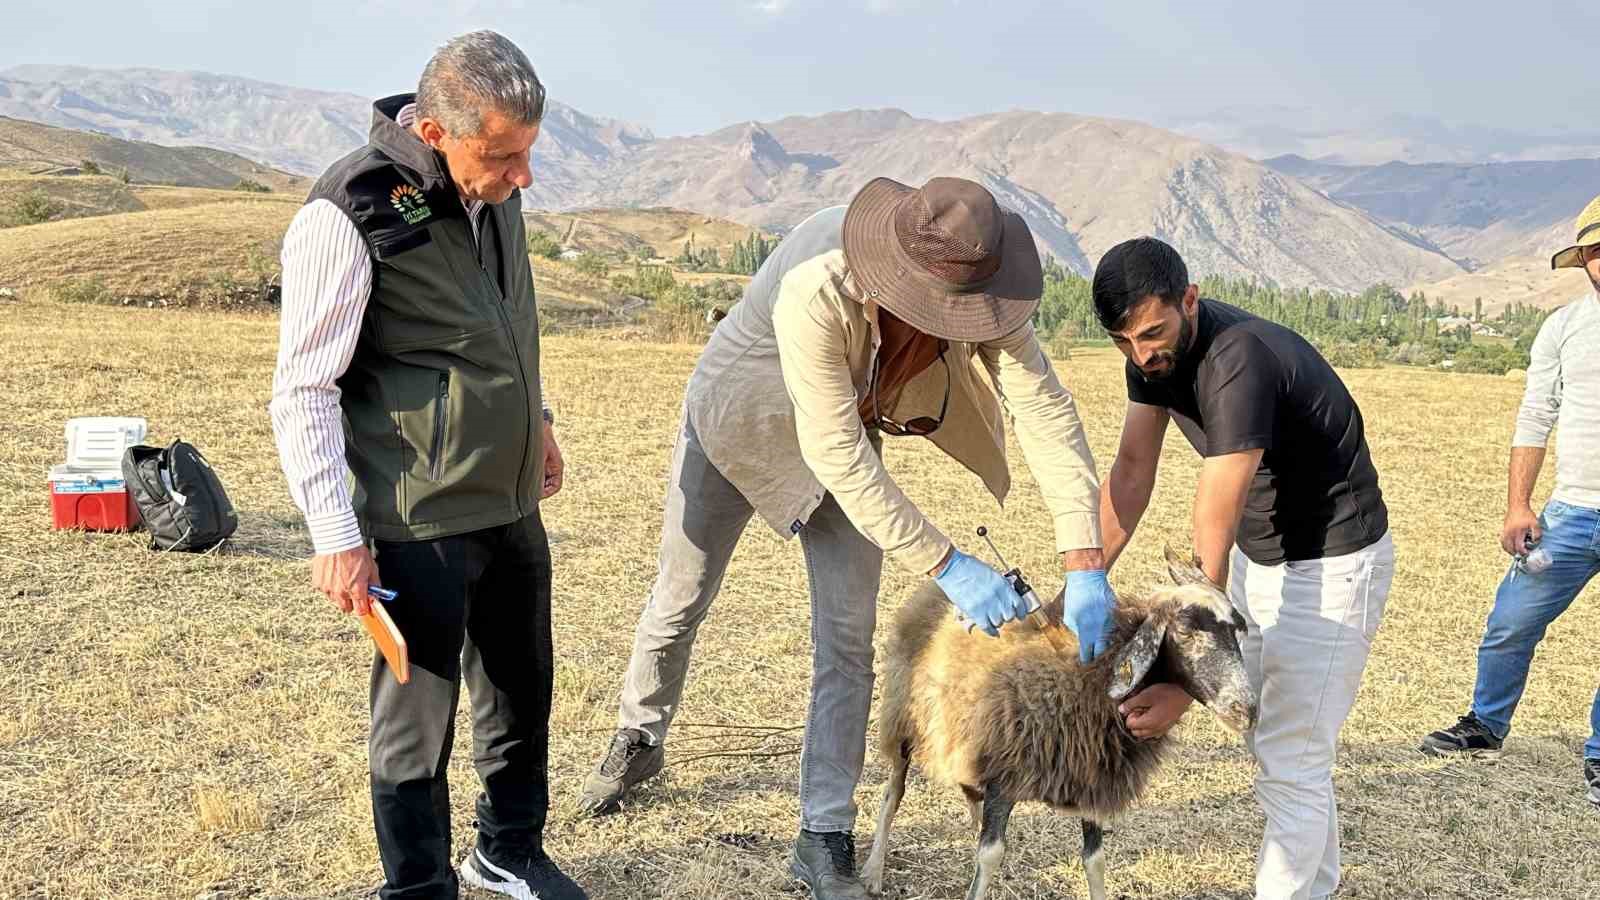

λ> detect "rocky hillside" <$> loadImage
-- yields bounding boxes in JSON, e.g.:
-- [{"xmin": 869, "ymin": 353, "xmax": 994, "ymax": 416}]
[
  {"xmin": 1268, "ymin": 154, "xmax": 1600, "ymax": 269},
  {"xmin": 563, "ymin": 109, "xmax": 1462, "ymax": 291},
  {"xmin": 2, "ymin": 65, "xmax": 1477, "ymax": 293},
  {"xmin": 0, "ymin": 115, "xmax": 306, "ymax": 191},
  {"xmin": 0, "ymin": 64, "xmax": 652, "ymax": 194}
]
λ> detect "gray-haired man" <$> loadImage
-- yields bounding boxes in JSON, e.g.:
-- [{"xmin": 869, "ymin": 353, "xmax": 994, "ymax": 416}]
[{"xmin": 269, "ymin": 31, "xmax": 581, "ymax": 900}]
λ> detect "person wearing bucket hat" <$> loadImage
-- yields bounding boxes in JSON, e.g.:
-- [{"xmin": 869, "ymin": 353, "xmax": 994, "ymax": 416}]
[
  {"xmin": 577, "ymin": 176, "xmax": 1113, "ymax": 897},
  {"xmin": 1418, "ymin": 192, "xmax": 1600, "ymax": 814}
]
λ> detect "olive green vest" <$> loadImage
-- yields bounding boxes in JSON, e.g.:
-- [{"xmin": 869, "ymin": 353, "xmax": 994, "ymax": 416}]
[{"xmin": 308, "ymin": 93, "xmax": 543, "ymax": 542}]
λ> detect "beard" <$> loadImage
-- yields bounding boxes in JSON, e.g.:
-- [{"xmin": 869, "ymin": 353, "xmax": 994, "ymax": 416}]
[{"xmin": 1139, "ymin": 314, "xmax": 1196, "ymax": 382}]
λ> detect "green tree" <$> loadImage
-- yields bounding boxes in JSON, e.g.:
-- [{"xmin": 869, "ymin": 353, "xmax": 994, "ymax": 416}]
[
  {"xmin": 526, "ymin": 230, "xmax": 562, "ymax": 260},
  {"xmin": 13, "ymin": 190, "xmax": 60, "ymax": 225},
  {"xmin": 623, "ymin": 263, "xmax": 677, "ymax": 300},
  {"xmin": 728, "ymin": 232, "xmax": 775, "ymax": 275},
  {"xmin": 573, "ymin": 252, "xmax": 609, "ymax": 279}
]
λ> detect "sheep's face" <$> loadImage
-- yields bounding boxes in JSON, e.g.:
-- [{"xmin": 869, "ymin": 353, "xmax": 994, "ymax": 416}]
[
  {"xmin": 1156, "ymin": 584, "xmax": 1257, "ymax": 734},
  {"xmin": 1107, "ymin": 549, "xmax": 1258, "ymax": 735}
]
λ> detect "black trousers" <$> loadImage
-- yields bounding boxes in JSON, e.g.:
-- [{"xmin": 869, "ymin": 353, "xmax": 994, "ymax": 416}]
[{"xmin": 368, "ymin": 510, "xmax": 554, "ymax": 899}]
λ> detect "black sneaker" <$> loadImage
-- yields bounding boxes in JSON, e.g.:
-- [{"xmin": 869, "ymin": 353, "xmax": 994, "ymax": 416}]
[
  {"xmin": 1585, "ymin": 758, "xmax": 1600, "ymax": 809},
  {"xmin": 458, "ymin": 846, "xmax": 586, "ymax": 900},
  {"xmin": 789, "ymin": 830, "xmax": 868, "ymax": 900},
  {"xmin": 576, "ymin": 727, "xmax": 664, "ymax": 816},
  {"xmin": 1419, "ymin": 713, "xmax": 1504, "ymax": 759}
]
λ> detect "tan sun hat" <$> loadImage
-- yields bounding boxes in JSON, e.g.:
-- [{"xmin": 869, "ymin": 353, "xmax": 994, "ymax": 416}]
[
  {"xmin": 842, "ymin": 176, "xmax": 1042, "ymax": 342},
  {"xmin": 1551, "ymin": 193, "xmax": 1600, "ymax": 270}
]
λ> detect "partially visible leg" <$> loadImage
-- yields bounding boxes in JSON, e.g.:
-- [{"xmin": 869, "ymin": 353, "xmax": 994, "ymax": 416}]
[
  {"xmin": 1470, "ymin": 502, "xmax": 1598, "ymax": 741},
  {"xmin": 1586, "ymin": 679, "xmax": 1600, "ymax": 808},
  {"xmin": 581, "ymin": 420, "xmax": 755, "ymax": 817},
  {"xmin": 785, "ymin": 494, "xmax": 882, "ymax": 900},
  {"xmin": 616, "ymin": 418, "xmax": 755, "ymax": 744},
  {"xmin": 368, "ymin": 531, "xmax": 490, "ymax": 899},
  {"xmin": 463, "ymin": 509, "xmax": 554, "ymax": 863},
  {"xmin": 795, "ymin": 493, "xmax": 884, "ymax": 834},
  {"xmin": 961, "ymin": 785, "xmax": 983, "ymax": 833},
  {"xmin": 1309, "ymin": 783, "xmax": 1341, "ymax": 900},
  {"xmin": 1247, "ymin": 534, "xmax": 1394, "ymax": 900},
  {"xmin": 1081, "ymin": 820, "xmax": 1106, "ymax": 900},
  {"xmin": 860, "ymin": 747, "xmax": 909, "ymax": 894},
  {"xmin": 965, "ymin": 784, "xmax": 1014, "ymax": 900}
]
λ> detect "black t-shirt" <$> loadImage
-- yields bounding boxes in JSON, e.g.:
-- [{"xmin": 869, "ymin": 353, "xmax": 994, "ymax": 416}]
[{"xmin": 1126, "ymin": 299, "xmax": 1388, "ymax": 565}]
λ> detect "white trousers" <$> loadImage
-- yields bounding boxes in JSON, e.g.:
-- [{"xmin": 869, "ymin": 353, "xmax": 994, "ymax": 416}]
[{"xmin": 1229, "ymin": 532, "xmax": 1394, "ymax": 900}]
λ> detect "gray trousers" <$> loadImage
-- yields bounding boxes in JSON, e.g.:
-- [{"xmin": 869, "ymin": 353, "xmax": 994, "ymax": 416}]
[{"xmin": 617, "ymin": 418, "xmax": 883, "ymax": 832}]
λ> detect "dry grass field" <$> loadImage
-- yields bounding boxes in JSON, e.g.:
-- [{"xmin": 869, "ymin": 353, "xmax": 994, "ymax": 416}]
[
  {"xmin": 2, "ymin": 292, "xmax": 1597, "ymax": 899},
  {"xmin": 0, "ymin": 182, "xmax": 742, "ymax": 328},
  {"xmin": 0, "ymin": 171, "xmax": 147, "ymax": 225},
  {"xmin": 0, "ymin": 197, "xmax": 298, "ymax": 300}
]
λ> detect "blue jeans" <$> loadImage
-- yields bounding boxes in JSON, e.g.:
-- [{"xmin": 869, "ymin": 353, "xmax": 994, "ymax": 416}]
[{"xmin": 1471, "ymin": 498, "xmax": 1600, "ymax": 759}]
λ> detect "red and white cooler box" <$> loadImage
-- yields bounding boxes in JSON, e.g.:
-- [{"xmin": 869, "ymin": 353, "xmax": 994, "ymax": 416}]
[{"xmin": 48, "ymin": 416, "xmax": 147, "ymax": 532}]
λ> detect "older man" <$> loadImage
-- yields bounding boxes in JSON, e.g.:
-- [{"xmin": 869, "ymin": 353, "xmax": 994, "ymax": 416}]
[
  {"xmin": 1091, "ymin": 237, "xmax": 1393, "ymax": 900},
  {"xmin": 577, "ymin": 177, "xmax": 1117, "ymax": 898},
  {"xmin": 269, "ymin": 31, "xmax": 581, "ymax": 900},
  {"xmin": 1420, "ymin": 194, "xmax": 1600, "ymax": 810}
]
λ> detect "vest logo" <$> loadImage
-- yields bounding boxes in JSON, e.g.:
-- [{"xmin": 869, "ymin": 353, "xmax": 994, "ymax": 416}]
[{"xmin": 390, "ymin": 184, "xmax": 432, "ymax": 225}]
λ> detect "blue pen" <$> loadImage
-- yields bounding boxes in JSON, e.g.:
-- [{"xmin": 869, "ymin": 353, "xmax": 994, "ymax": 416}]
[{"xmin": 368, "ymin": 586, "xmax": 398, "ymax": 603}]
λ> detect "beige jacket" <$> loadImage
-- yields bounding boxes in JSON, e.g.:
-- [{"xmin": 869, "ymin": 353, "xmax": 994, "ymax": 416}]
[{"xmin": 684, "ymin": 205, "xmax": 1102, "ymax": 574}]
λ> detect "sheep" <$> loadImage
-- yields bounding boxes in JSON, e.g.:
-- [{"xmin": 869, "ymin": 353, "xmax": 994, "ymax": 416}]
[{"xmin": 862, "ymin": 548, "xmax": 1258, "ymax": 900}]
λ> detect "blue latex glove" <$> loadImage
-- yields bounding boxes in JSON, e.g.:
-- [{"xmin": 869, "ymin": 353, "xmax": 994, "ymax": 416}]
[
  {"xmin": 1063, "ymin": 570, "xmax": 1117, "ymax": 662},
  {"xmin": 934, "ymin": 549, "xmax": 1030, "ymax": 637}
]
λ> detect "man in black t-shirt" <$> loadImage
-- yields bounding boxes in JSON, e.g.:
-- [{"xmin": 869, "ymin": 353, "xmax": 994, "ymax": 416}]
[{"xmin": 1092, "ymin": 237, "xmax": 1394, "ymax": 900}]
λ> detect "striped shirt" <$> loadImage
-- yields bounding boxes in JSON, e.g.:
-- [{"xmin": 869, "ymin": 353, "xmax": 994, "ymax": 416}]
[
  {"xmin": 268, "ymin": 103, "xmax": 542, "ymax": 555},
  {"xmin": 1512, "ymin": 292, "xmax": 1600, "ymax": 509}
]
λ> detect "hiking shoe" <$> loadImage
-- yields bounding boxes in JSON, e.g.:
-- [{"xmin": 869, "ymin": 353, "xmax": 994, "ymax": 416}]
[
  {"xmin": 1419, "ymin": 713, "xmax": 1504, "ymax": 759},
  {"xmin": 576, "ymin": 727, "xmax": 663, "ymax": 816},
  {"xmin": 790, "ymin": 830, "xmax": 869, "ymax": 900},
  {"xmin": 1585, "ymin": 758, "xmax": 1600, "ymax": 809},
  {"xmin": 458, "ymin": 846, "xmax": 586, "ymax": 900}
]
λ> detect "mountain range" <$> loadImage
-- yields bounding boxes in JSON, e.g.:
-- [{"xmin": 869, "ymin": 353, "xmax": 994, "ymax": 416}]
[
  {"xmin": 1164, "ymin": 105, "xmax": 1600, "ymax": 166},
  {"xmin": 3, "ymin": 65, "xmax": 1594, "ymax": 305}
]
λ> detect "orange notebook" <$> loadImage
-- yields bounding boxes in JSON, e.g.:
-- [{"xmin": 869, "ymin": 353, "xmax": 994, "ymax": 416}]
[{"xmin": 360, "ymin": 599, "xmax": 410, "ymax": 684}]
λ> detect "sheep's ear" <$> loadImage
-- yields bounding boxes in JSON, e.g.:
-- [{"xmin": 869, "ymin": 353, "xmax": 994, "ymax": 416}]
[
  {"xmin": 1164, "ymin": 544, "xmax": 1218, "ymax": 589},
  {"xmin": 1107, "ymin": 614, "xmax": 1167, "ymax": 701}
]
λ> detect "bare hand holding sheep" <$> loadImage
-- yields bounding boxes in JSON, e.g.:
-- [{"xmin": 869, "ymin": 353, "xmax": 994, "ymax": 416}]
[{"xmin": 1119, "ymin": 683, "xmax": 1195, "ymax": 740}]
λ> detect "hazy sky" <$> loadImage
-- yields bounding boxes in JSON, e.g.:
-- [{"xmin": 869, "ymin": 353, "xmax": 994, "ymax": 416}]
[{"xmin": 5, "ymin": 0, "xmax": 1592, "ymax": 136}]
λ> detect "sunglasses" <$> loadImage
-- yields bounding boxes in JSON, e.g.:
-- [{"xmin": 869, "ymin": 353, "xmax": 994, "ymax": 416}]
[{"xmin": 868, "ymin": 341, "xmax": 951, "ymax": 437}]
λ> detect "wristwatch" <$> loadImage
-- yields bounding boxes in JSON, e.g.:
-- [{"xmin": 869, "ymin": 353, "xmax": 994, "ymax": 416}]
[{"xmin": 541, "ymin": 407, "xmax": 554, "ymax": 426}]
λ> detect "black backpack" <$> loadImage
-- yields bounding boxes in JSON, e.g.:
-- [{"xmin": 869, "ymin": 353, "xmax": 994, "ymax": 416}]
[{"xmin": 122, "ymin": 439, "xmax": 239, "ymax": 552}]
